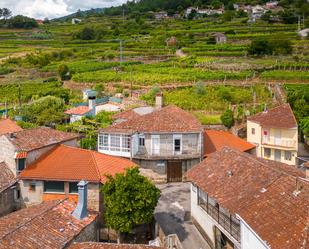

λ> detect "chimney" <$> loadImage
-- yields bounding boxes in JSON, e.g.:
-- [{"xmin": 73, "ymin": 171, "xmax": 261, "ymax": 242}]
[
  {"xmin": 88, "ymin": 96, "xmax": 96, "ymax": 113},
  {"xmin": 155, "ymin": 92, "xmax": 163, "ymax": 109},
  {"xmin": 72, "ymin": 180, "xmax": 88, "ymax": 220}
]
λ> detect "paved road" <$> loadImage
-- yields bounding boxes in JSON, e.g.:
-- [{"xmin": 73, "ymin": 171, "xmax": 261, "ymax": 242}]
[{"xmin": 155, "ymin": 182, "xmax": 210, "ymax": 249}]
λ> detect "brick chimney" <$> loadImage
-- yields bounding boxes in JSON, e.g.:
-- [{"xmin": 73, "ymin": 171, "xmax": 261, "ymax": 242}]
[
  {"xmin": 155, "ymin": 92, "xmax": 163, "ymax": 109},
  {"xmin": 72, "ymin": 180, "xmax": 88, "ymax": 220}
]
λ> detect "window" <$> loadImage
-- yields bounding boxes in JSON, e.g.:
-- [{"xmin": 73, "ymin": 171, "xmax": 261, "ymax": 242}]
[
  {"xmin": 17, "ymin": 158, "xmax": 26, "ymax": 173},
  {"xmin": 173, "ymin": 135, "xmax": 182, "ymax": 154},
  {"xmin": 152, "ymin": 135, "xmax": 160, "ymax": 155},
  {"xmin": 263, "ymin": 130, "xmax": 268, "ymax": 136},
  {"xmin": 99, "ymin": 134, "xmax": 109, "ymax": 150},
  {"xmin": 69, "ymin": 182, "xmax": 78, "ymax": 193},
  {"xmin": 285, "ymin": 151, "xmax": 292, "ymax": 161},
  {"xmin": 122, "ymin": 135, "xmax": 131, "ymax": 152},
  {"xmin": 29, "ymin": 182, "xmax": 36, "ymax": 192},
  {"xmin": 139, "ymin": 136, "xmax": 145, "ymax": 146},
  {"xmin": 44, "ymin": 181, "xmax": 65, "ymax": 193},
  {"xmin": 110, "ymin": 135, "xmax": 121, "ymax": 151},
  {"xmin": 251, "ymin": 128, "xmax": 255, "ymax": 135},
  {"xmin": 264, "ymin": 148, "xmax": 271, "ymax": 158}
]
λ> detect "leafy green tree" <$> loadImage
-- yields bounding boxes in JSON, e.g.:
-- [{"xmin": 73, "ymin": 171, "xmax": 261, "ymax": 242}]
[
  {"xmin": 20, "ymin": 96, "xmax": 66, "ymax": 126},
  {"xmin": 102, "ymin": 168, "xmax": 160, "ymax": 237},
  {"xmin": 58, "ymin": 64, "xmax": 71, "ymax": 80},
  {"xmin": 76, "ymin": 27, "xmax": 96, "ymax": 40},
  {"xmin": 220, "ymin": 109, "xmax": 234, "ymax": 128},
  {"xmin": 7, "ymin": 15, "xmax": 38, "ymax": 29}
]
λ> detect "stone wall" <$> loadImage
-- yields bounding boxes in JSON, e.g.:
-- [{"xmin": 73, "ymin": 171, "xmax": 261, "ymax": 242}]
[
  {"xmin": 0, "ymin": 136, "xmax": 17, "ymax": 176},
  {"xmin": 0, "ymin": 187, "xmax": 17, "ymax": 217}
]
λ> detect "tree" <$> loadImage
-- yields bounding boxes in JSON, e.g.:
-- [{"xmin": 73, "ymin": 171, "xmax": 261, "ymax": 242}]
[
  {"xmin": 58, "ymin": 64, "xmax": 70, "ymax": 80},
  {"xmin": 0, "ymin": 8, "xmax": 12, "ymax": 19},
  {"xmin": 7, "ymin": 15, "xmax": 38, "ymax": 29},
  {"xmin": 220, "ymin": 109, "xmax": 234, "ymax": 128},
  {"xmin": 20, "ymin": 96, "xmax": 66, "ymax": 126},
  {"xmin": 102, "ymin": 168, "xmax": 160, "ymax": 238}
]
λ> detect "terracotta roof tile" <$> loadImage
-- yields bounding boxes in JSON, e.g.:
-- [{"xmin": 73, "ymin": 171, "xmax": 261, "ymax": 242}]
[
  {"xmin": 112, "ymin": 109, "xmax": 141, "ymax": 121},
  {"xmin": 203, "ymin": 130, "xmax": 255, "ymax": 157},
  {"xmin": 247, "ymin": 103, "xmax": 297, "ymax": 129},
  {"xmin": 0, "ymin": 118, "xmax": 23, "ymax": 136},
  {"xmin": 69, "ymin": 242, "xmax": 165, "ymax": 249},
  {"xmin": 186, "ymin": 147, "xmax": 308, "ymax": 249},
  {"xmin": 20, "ymin": 145, "xmax": 136, "ymax": 183},
  {"xmin": 0, "ymin": 199, "xmax": 98, "ymax": 249},
  {"xmin": 103, "ymin": 105, "xmax": 203, "ymax": 133},
  {"xmin": 65, "ymin": 106, "xmax": 91, "ymax": 115},
  {"xmin": 0, "ymin": 162, "xmax": 16, "ymax": 193},
  {"xmin": 5, "ymin": 127, "xmax": 79, "ymax": 152}
]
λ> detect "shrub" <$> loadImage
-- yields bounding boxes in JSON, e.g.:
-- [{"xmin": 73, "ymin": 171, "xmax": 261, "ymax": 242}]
[
  {"xmin": 58, "ymin": 64, "xmax": 71, "ymax": 80},
  {"xmin": 7, "ymin": 15, "xmax": 38, "ymax": 29},
  {"xmin": 220, "ymin": 109, "xmax": 234, "ymax": 128}
]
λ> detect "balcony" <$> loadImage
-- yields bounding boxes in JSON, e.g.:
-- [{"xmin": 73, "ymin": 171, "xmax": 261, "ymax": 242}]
[
  {"xmin": 198, "ymin": 188, "xmax": 240, "ymax": 242},
  {"xmin": 262, "ymin": 137, "xmax": 297, "ymax": 148}
]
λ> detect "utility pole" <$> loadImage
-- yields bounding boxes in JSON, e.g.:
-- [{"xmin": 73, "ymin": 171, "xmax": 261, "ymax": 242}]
[
  {"xmin": 4, "ymin": 100, "xmax": 7, "ymax": 119},
  {"xmin": 298, "ymin": 15, "xmax": 301, "ymax": 31},
  {"xmin": 130, "ymin": 65, "xmax": 133, "ymax": 97},
  {"xmin": 18, "ymin": 84, "xmax": 22, "ymax": 114},
  {"xmin": 119, "ymin": 40, "xmax": 123, "ymax": 65},
  {"xmin": 122, "ymin": 8, "xmax": 125, "ymax": 24}
]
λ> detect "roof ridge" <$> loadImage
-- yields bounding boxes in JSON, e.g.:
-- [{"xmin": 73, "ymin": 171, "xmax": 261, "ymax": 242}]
[
  {"xmin": 221, "ymin": 146, "xmax": 302, "ymax": 178},
  {"xmin": 0, "ymin": 199, "xmax": 65, "ymax": 240}
]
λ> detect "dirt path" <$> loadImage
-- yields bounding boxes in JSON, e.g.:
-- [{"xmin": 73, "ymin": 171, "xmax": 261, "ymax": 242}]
[{"xmin": 0, "ymin": 52, "xmax": 29, "ymax": 63}]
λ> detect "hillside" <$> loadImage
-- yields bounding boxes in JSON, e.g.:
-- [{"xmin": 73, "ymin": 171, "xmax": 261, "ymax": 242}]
[{"xmin": 0, "ymin": 6, "xmax": 308, "ymax": 137}]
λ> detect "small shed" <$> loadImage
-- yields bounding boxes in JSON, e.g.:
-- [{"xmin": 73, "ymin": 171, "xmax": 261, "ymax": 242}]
[
  {"xmin": 72, "ymin": 18, "xmax": 82, "ymax": 24},
  {"xmin": 165, "ymin": 36, "xmax": 178, "ymax": 46},
  {"xmin": 212, "ymin": 32, "xmax": 227, "ymax": 44}
]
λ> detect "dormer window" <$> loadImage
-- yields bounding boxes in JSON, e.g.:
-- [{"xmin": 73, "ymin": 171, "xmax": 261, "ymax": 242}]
[{"xmin": 17, "ymin": 158, "xmax": 26, "ymax": 174}]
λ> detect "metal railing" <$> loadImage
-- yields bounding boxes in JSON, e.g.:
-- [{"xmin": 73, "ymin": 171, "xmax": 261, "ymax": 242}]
[
  {"xmin": 262, "ymin": 137, "xmax": 296, "ymax": 148},
  {"xmin": 198, "ymin": 188, "xmax": 240, "ymax": 242}
]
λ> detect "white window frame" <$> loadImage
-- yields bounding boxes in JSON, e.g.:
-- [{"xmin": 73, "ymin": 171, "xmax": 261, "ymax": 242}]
[
  {"xmin": 139, "ymin": 134, "xmax": 145, "ymax": 147},
  {"xmin": 284, "ymin": 150, "xmax": 292, "ymax": 161},
  {"xmin": 151, "ymin": 135, "xmax": 160, "ymax": 155},
  {"xmin": 173, "ymin": 134, "xmax": 182, "ymax": 155}
]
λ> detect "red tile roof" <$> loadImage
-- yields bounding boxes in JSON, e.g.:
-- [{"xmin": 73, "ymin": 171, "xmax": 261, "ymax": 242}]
[
  {"xmin": 247, "ymin": 103, "xmax": 297, "ymax": 129},
  {"xmin": 0, "ymin": 118, "xmax": 23, "ymax": 136},
  {"xmin": 5, "ymin": 127, "xmax": 79, "ymax": 152},
  {"xmin": 69, "ymin": 242, "xmax": 165, "ymax": 249},
  {"xmin": 186, "ymin": 147, "xmax": 308, "ymax": 249},
  {"xmin": 65, "ymin": 106, "xmax": 91, "ymax": 115},
  {"xmin": 112, "ymin": 109, "xmax": 141, "ymax": 121},
  {"xmin": 0, "ymin": 199, "xmax": 98, "ymax": 249},
  {"xmin": 0, "ymin": 162, "xmax": 16, "ymax": 193},
  {"xmin": 203, "ymin": 130, "xmax": 255, "ymax": 157},
  {"xmin": 103, "ymin": 105, "xmax": 203, "ymax": 133},
  {"xmin": 20, "ymin": 145, "xmax": 136, "ymax": 183}
]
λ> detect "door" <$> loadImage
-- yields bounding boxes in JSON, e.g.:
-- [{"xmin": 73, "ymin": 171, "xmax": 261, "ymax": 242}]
[
  {"xmin": 151, "ymin": 135, "xmax": 160, "ymax": 155},
  {"xmin": 274, "ymin": 130, "xmax": 281, "ymax": 146},
  {"xmin": 167, "ymin": 161, "xmax": 182, "ymax": 182},
  {"xmin": 274, "ymin": 149, "xmax": 281, "ymax": 162}
]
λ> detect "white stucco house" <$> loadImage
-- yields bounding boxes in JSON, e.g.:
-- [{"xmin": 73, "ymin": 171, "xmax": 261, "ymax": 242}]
[{"xmin": 186, "ymin": 147, "xmax": 308, "ymax": 249}]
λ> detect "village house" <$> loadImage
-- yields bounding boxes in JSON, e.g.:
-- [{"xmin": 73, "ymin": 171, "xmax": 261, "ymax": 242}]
[
  {"xmin": 0, "ymin": 182, "xmax": 99, "ymax": 249},
  {"xmin": 247, "ymin": 104, "xmax": 298, "ymax": 166},
  {"xmin": 186, "ymin": 147, "xmax": 308, "ymax": 249},
  {"xmin": 0, "ymin": 118, "xmax": 23, "ymax": 136},
  {"xmin": 203, "ymin": 130, "xmax": 255, "ymax": 157},
  {"xmin": 0, "ymin": 162, "xmax": 20, "ymax": 217},
  {"xmin": 19, "ymin": 144, "xmax": 136, "ymax": 210},
  {"xmin": 154, "ymin": 11, "xmax": 168, "ymax": 20},
  {"xmin": 98, "ymin": 95, "xmax": 204, "ymax": 182},
  {"xmin": 251, "ymin": 5, "xmax": 266, "ymax": 19},
  {"xmin": 66, "ymin": 91, "xmax": 121, "ymax": 123},
  {"xmin": 0, "ymin": 127, "xmax": 79, "ymax": 177},
  {"xmin": 72, "ymin": 18, "xmax": 82, "ymax": 24}
]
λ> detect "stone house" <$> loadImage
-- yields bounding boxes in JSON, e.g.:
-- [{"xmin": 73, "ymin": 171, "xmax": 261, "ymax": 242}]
[
  {"xmin": 212, "ymin": 32, "xmax": 227, "ymax": 44},
  {"xmin": 0, "ymin": 183, "xmax": 99, "ymax": 249},
  {"xmin": 98, "ymin": 95, "xmax": 204, "ymax": 182},
  {"xmin": 19, "ymin": 144, "xmax": 136, "ymax": 211},
  {"xmin": 69, "ymin": 242, "xmax": 165, "ymax": 249},
  {"xmin": 0, "ymin": 127, "xmax": 79, "ymax": 177},
  {"xmin": 247, "ymin": 104, "xmax": 298, "ymax": 166},
  {"xmin": 0, "ymin": 162, "xmax": 20, "ymax": 217},
  {"xmin": 186, "ymin": 147, "xmax": 308, "ymax": 249}
]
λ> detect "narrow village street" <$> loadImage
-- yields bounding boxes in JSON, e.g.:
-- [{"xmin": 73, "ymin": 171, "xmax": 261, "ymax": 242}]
[{"xmin": 155, "ymin": 182, "xmax": 210, "ymax": 249}]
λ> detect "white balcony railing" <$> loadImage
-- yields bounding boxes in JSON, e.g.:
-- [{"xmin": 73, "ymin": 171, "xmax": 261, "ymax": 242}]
[{"xmin": 262, "ymin": 137, "xmax": 296, "ymax": 148}]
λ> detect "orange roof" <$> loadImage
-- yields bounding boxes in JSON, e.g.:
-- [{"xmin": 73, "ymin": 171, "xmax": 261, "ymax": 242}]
[
  {"xmin": 20, "ymin": 145, "xmax": 136, "ymax": 183},
  {"xmin": 0, "ymin": 118, "xmax": 23, "ymax": 136},
  {"xmin": 204, "ymin": 130, "xmax": 255, "ymax": 157},
  {"xmin": 103, "ymin": 105, "xmax": 203, "ymax": 133},
  {"xmin": 247, "ymin": 103, "xmax": 297, "ymax": 129},
  {"xmin": 65, "ymin": 106, "xmax": 91, "ymax": 115}
]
